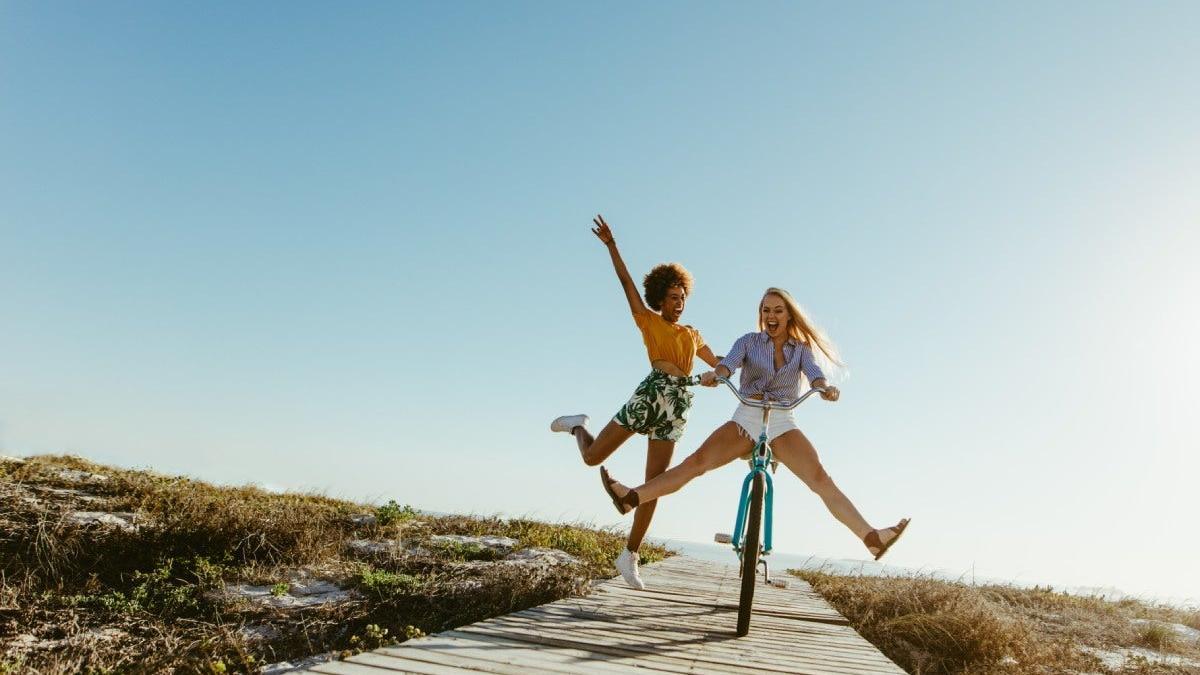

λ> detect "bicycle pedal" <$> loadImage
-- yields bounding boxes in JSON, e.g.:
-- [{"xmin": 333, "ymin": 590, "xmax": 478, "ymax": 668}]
[{"xmin": 713, "ymin": 532, "xmax": 732, "ymax": 544}]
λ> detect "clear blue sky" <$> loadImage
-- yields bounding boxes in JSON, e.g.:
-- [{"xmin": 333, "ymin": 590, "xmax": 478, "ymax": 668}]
[{"xmin": 2, "ymin": 2, "xmax": 1197, "ymax": 600}]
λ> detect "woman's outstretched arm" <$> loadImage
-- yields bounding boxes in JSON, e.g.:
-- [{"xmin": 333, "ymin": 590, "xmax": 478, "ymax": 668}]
[
  {"xmin": 591, "ymin": 214, "xmax": 647, "ymax": 317},
  {"xmin": 697, "ymin": 346, "xmax": 723, "ymax": 368},
  {"xmin": 700, "ymin": 334, "xmax": 748, "ymax": 384}
]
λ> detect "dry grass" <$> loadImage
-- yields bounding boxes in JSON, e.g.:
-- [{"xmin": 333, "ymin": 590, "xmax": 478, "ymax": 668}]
[
  {"xmin": 424, "ymin": 514, "xmax": 670, "ymax": 575},
  {"xmin": 0, "ymin": 455, "xmax": 673, "ymax": 674},
  {"xmin": 1135, "ymin": 622, "xmax": 1177, "ymax": 651},
  {"xmin": 793, "ymin": 569, "xmax": 1200, "ymax": 674}
]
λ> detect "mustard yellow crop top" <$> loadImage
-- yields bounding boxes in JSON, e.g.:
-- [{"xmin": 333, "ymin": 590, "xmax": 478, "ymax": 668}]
[{"xmin": 634, "ymin": 311, "xmax": 705, "ymax": 375}]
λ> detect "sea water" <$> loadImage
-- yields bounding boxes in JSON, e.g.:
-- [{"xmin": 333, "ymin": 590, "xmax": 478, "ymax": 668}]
[{"xmin": 650, "ymin": 537, "xmax": 1200, "ymax": 609}]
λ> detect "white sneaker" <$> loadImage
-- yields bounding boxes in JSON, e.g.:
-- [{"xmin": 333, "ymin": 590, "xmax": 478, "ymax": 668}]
[
  {"xmin": 615, "ymin": 548, "xmax": 645, "ymax": 590},
  {"xmin": 550, "ymin": 414, "xmax": 589, "ymax": 434}
]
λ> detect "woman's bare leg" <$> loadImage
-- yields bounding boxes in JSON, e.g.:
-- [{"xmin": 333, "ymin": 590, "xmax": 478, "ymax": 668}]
[
  {"xmin": 575, "ymin": 420, "xmax": 635, "ymax": 466},
  {"xmin": 624, "ymin": 439, "xmax": 674, "ymax": 553},
  {"xmin": 609, "ymin": 423, "xmax": 752, "ymax": 506},
  {"xmin": 770, "ymin": 429, "xmax": 900, "ymax": 552}
]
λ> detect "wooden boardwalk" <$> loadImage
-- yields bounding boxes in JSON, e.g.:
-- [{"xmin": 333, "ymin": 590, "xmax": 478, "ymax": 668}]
[{"xmin": 301, "ymin": 555, "xmax": 906, "ymax": 674}]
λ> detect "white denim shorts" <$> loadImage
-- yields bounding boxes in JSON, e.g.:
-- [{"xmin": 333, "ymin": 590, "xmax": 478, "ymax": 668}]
[{"xmin": 731, "ymin": 403, "xmax": 800, "ymax": 442}]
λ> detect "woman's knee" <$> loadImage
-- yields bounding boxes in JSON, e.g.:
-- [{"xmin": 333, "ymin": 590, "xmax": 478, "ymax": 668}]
[
  {"xmin": 582, "ymin": 425, "xmax": 627, "ymax": 466},
  {"xmin": 582, "ymin": 441, "xmax": 611, "ymax": 466},
  {"xmin": 679, "ymin": 451, "xmax": 712, "ymax": 477},
  {"xmin": 804, "ymin": 464, "xmax": 835, "ymax": 492},
  {"xmin": 583, "ymin": 445, "xmax": 612, "ymax": 466}
]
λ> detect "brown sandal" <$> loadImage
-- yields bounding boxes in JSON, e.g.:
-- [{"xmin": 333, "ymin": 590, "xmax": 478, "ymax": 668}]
[
  {"xmin": 864, "ymin": 518, "xmax": 910, "ymax": 561},
  {"xmin": 600, "ymin": 466, "xmax": 637, "ymax": 515}
]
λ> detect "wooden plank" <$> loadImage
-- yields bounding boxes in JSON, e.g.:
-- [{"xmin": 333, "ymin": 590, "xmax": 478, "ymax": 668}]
[
  {"xmin": 481, "ymin": 610, "xmax": 900, "ymax": 675},
  {"xmin": 516, "ymin": 602, "xmax": 888, "ymax": 656},
  {"xmin": 450, "ymin": 623, "xmax": 766, "ymax": 675},
  {"xmin": 530, "ymin": 566, "xmax": 897, "ymax": 667},
  {"xmin": 549, "ymin": 590, "xmax": 843, "ymax": 626},
  {"xmin": 351, "ymin": 650, "xmax": 534, "ymax": 675},
  {"xmin": 372, "ymin": 635, "xmax": 682, "ymax": 675},
  {"xmin": 456, "ymin": 616, "xmax": 891, "ymax": 675},
  {"xmin": 468, "ymin": 586, "xmax": 902, "ymax": 667},
  {"xmin": 300, "ymin": 555, "xmax": 905, "ymax": 675},
  {"xmin": 398, "ymin": 634, "xmax": 652, "ymax": 672},
  {"xmin": 310, "ymin": 659, "xmax": 443, "ymax": 674},
  {"xmin": 437, "ymin": 630, "xmax": 702, "ymax": 674},
  {"xmin": 586, "ymin": 585, "xmax": 847, "ymax": 624},
  {"xmin": 594, "ymin": 581, "xmax": 843, "ymax": 616}
]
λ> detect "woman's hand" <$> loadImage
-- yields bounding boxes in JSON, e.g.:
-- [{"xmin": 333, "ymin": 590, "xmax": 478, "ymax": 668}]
[
  {"xmin": 591, "ymin": 214, "xmax": 615, "ymax": 246},
  {"xmin": 592, "ymin": 212, "xmax": 646, "ymax": 316},
  {"xmin": 820, "ymin": 385, "xmax": 840, "ymax": 402},
  {"xmin": 700, "ymin": 370, "xmax": 718, "ymax": 387}
]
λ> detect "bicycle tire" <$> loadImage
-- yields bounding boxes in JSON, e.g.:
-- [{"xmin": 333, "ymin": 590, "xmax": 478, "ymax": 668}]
[{"xmin": 736, "ymin": 471, "xmax": 765, "ymax": 636}]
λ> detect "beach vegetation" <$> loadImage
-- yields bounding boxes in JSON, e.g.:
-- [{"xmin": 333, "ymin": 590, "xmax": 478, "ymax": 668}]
[
  {"xmin": 793, "ymin": 569, "xmax": 1200, "ymax": 674},
  {"xmin": 0, "ymin": 454, "xmax": 671, "ymax": 673},
  {"xmin": 375, "ymin": 500, "xmax": 418, "ymax": 526}
]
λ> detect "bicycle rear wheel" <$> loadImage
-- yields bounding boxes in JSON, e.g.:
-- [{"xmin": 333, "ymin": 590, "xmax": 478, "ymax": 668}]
[{"xmin": 736, "ymin": 471, "xmax": 765, "ymax": 636}]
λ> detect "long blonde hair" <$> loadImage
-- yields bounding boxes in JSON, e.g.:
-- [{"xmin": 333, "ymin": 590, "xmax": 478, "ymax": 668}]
[{"xmin": 759, "ymin": 287, "xmax": 844, "ymax": 368}]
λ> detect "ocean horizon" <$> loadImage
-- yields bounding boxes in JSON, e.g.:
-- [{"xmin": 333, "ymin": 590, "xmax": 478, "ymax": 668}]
[{"xmin": 651, "ymin": 537, "xmax": 1200, "ymax": 610}]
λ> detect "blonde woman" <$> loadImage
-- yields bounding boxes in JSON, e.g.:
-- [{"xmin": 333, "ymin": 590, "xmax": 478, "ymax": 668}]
[
  {"xmin": 551, "ymin": 214, "xmax": 723, "ymax": 589},
  {"xmin": 600, "ymin": 288, "xmax": 910, "ymax": 561}
]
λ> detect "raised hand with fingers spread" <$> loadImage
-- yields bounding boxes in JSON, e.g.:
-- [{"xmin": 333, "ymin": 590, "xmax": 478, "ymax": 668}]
[{"xmin": 591, "ymin": 214, "xmax": 615, "ymax": 245}]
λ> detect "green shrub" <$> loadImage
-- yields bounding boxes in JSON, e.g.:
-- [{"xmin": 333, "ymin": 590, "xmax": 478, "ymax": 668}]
[
  {"xmin": 356, "ymin": 566, "xmax": 422, "ymax": 598},
  {"xmin": 346, "ymin": 623, "xmax": 400, "ymax": 656},
  {"xmin": 128, "ymin": 555, "xmax": 227, "ymax": 618},
  {"xmin": 375, "ymin": 500, "xmax": 417, "ymax": 526},
  {"xmin": 129, "ymin": 561, "xmax": 200, "ymax": 617},
  {"xmin": 53, "ymin": 555, "xmax": 227, "ymax": 618},
  {"xmin": 56, "ymin": 589, "xmax": 139, "ymax": 615}
]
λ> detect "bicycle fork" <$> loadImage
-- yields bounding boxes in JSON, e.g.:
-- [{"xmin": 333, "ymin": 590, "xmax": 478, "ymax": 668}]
[{"xmin": 731, "ymin": 466, "xmax": 774, "ymax": 558}]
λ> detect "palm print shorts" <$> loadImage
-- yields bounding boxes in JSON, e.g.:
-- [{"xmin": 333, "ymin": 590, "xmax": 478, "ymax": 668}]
[{"xmin": 613, "ymin": 370, "xmax": 702, "ymax": 442}]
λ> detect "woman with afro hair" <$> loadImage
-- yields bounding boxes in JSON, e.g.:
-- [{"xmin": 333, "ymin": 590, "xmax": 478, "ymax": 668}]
[{"xmin": 551, "ymin": 214, "xmax": 722, "ymax": 590}]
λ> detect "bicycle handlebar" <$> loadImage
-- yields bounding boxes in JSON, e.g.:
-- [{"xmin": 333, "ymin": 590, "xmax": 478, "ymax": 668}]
[{"xmin": 715, "ymin": 376, "xmax": 825, "ymax": 410}]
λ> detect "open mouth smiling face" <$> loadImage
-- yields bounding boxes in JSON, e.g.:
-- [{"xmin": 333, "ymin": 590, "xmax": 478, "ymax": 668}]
[
  {"xmin": 761, "ymin": 294, "xmax": 789, "ymax": 338},
  {"xmin": 662, "ymin": 286, "xmax": 687, "ymax": 323}
]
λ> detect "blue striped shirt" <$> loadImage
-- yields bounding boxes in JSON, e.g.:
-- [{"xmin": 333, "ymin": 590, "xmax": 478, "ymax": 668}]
[{"xmin": 718, "ymin": 332, "xmax": 826, "ymax": 402}]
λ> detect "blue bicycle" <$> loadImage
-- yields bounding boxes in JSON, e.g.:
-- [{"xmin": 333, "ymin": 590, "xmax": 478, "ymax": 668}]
[{"xmin": 711, "ymin": 376, "xmax": 826, "ymax": 636}]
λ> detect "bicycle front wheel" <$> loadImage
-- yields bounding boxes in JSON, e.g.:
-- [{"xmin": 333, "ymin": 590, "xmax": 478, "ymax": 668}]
[{"xmin": 736, "ymin": 471, "xmax": 765, "ymax": 636}]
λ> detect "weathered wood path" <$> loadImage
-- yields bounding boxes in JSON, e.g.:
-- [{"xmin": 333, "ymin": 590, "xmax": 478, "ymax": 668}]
[{"xmin": 301, "ymin": 555, "xmax": 906, "ymax": 674}]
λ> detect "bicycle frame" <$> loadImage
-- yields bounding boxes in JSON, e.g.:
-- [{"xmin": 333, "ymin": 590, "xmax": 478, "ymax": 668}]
[
  {"xmin": 731, "ymin": 421, "xmax": 776, "ymax": 557},
  {"xmin": 717, "ymin": 377, "xmax": 824, "ymax": 561}
]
